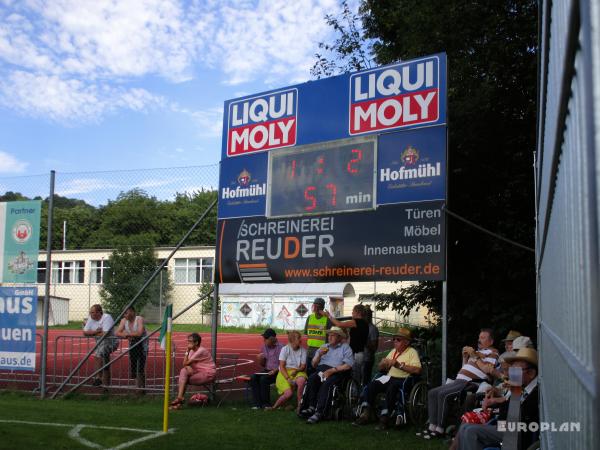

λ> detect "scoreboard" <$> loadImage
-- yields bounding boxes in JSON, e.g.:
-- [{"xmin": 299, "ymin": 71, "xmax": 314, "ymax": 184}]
[
  {"xmin": 268, "ymin": 137, "xmax": 376, "ymax": 217},
  {"xmin": 216, "ymin": 53, "xmax": 447, "ymax": 283}
]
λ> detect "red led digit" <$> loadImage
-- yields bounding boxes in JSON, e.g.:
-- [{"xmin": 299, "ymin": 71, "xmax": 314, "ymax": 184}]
[
  {"xmin": 304, "ymin": 186, "xmax": 317, "ymax": 211},
  {"xmin": 347, "ymin": 148, "xmax": 363, "ymax": 173},
  {"xmin": 326, "ymin": 183, "xmax": 337, "ymax": 206},
  {"xmin": 317, "ymin": 156, "xmax": 325, "ymax": 174},
  {"xmin": 289, "ymin": 159, "xmax": 296, "ymax": 179}
]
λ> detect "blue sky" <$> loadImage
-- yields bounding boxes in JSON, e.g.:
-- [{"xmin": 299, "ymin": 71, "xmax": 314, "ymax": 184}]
[{"xmin": 0, "ymin": 0, "xmax": 352, "ymax": 200}]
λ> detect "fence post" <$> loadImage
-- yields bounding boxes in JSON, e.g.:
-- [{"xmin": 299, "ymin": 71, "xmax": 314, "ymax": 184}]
[
  {"xmin": 40, "ymin": 170, "xmax": 55, "ymax": 399},
  {"xmin": 211, "ymin": 283, "xmax": 219, "ymax": 362}
]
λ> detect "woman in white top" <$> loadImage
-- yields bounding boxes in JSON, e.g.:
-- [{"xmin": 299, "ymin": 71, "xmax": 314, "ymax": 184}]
[
  {"xmin": 268, "ymin": 330, "xmax": 307, "ymax": 412},
  {"xmin": 116, "ymin": 306, "xmax": 147, "ymax": 391}
]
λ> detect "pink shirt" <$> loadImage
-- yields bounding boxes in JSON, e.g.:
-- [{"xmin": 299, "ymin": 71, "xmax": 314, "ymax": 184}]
[{"xmin": 187, "ymin": 346, "xmax": 216, "ymax": 376}]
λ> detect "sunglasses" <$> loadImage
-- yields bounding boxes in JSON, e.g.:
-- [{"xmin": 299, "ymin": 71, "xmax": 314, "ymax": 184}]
[{"xmin": 393, "ymin": 337, "xmax": 406, "ymax": 342}]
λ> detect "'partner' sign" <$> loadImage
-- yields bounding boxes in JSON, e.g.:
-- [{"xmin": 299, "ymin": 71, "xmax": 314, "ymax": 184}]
[{"xmin": 0, "ymin": 287, "xmax": 37, "ymax": 371}]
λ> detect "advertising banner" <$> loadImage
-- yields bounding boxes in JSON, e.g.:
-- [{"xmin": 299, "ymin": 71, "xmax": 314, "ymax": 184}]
[
  {"xmin": 377, "ymin": 125, "xmax": 446, "ymax": 205},
  {"xmin": 216, "ymin": 201, "xmax": 445, "ymax": 283},
  {"xmin": 0, "ymin": 287, "xmax": 38, "ymax": 371},
  {"xmin": 221, "ymin": 53, "xmax": 446, "ymax": 160},
  {"xmin": 0, "ymin": 200, "xmax": 42, "ymax": 283}
]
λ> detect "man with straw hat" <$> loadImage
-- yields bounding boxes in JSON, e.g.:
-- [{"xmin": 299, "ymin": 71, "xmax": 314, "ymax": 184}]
[
  {"xmin": 452, "ymin": 347, "xmax": 539, "ymax": 450},
  {"xmin": 499, "ymin": 330, "xmax": 521, "ymax": 360},
  {"xmin": 300, "ymin": 326, "xmax": 354, "ymax": 424},
  {"xmin": 354, "ymin": 327, "xmax": 422, "ymax": 429}
]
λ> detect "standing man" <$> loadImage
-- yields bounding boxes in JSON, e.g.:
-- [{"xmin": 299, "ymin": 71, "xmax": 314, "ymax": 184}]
[
  {"xmin": 83, "ymin": 304, "xmax": 117, "ymax": 387},
  {"xmin": 250, "ymin": 328, "xmax": 284, "ymax": 409},
  {"xmin": 304, "ymin": 298, "xmax": 331, "ymax": 376},
  {"xmin": 363, "ymin": 306, "xmax": 380, "ymax": 383}
]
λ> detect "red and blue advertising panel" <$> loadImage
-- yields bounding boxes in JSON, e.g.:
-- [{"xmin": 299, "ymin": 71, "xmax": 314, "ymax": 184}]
[{"xmin": 217, "ymin": 53, "xmax": 447, "ymax": 283}]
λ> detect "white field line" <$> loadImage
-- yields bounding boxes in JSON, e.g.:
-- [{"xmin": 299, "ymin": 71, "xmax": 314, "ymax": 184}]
[{"xmin": 0, "ymin": 419, "xmax": 174, "ymax": 450}]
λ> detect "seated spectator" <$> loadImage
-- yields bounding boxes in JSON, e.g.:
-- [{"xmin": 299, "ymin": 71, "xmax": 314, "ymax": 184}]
[
  {"xmin": 170, "ymin": 333, "xmax": 216, "ymax": 409},
  {"xmin": 451, "ymin": 347, "xmax": 539, "ymax": 450},
  {"xmin": 250, "ymin": 328, "xmax": 284, "ymax": 409},
  {"xmin": 512, "ymin": 335, "xmax": 534, "ymax": 351},
  {"xmin": 499, "ymin": 330, "xmax": 521, "ymax": 361},
  {"xmin": 267, "ymin": 331, "xmax": 307, "ymax": 412},
  {"xmin": 362, "ymin": 306, "xmax": 380, "ymax": 384},
  {"xmin": 355, "ymin": 327, "xmax": 421, "ymax": 429},
  {"xmin": 115, "ymin": 306, "xmax": 147, "ymax": 392},
  {"xmin": 418, "ymin": 328, "xmax": 499, "ymax": 440},
  {"xmin": 325, "ymin": 304, "xmax": 369, "ymax": 384},
  {"xmin": 301, "ymin": 327, "xmax": 354, "ymax": 424},
  {"xmin": 83, "ymin": 304, "xmax": 117, "ymax": 387}
]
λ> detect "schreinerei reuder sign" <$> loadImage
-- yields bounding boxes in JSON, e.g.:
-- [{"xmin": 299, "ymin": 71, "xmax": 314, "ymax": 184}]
[{"xmin": 216, "ymin": 53, "xmax": 447, "ymax": 283}]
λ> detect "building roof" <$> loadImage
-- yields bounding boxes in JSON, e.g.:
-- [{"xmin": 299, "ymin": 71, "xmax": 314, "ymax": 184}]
[{"xmin": 219, "ymin": 282, "xmax": 355, "ymax": 298}]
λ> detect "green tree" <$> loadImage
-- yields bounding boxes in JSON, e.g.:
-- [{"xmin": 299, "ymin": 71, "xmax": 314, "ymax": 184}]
[
  {"xmin": 99, "ymin": 245, "xmax": 172, "ymax": 318},
  {"xmin": 318, "ymin": 0, "xmax": 538, "ymax": 375}
]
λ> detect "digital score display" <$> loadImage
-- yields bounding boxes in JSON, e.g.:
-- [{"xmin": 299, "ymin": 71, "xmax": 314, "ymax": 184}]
[{"xmin": 268, "ymin": 137, "xmax": 376, "ymax": 217}]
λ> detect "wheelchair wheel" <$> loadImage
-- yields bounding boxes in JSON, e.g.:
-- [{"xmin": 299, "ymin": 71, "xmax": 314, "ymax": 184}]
[
  {"xmin": 342, "ymin": 378, "xmax": 360, "ymax": 419},
  {"xmin": 407, "ymin": 380, "xmax": 428, "ymax": 428}
]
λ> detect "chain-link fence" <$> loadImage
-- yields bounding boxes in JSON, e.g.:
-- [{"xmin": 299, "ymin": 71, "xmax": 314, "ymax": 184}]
[{"xmin": 0, "ymin": 164, "xmax": 219, "ymax": 326}]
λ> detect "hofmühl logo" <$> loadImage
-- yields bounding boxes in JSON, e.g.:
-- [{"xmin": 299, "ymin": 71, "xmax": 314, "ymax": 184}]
[
  {"xmin": 221, "ymin": 170, "xmax": 267, "ymax": 200},
  {"xmin": 237, "ymin": 169, "xmax": 251, "ymax": 187},
  {"xmin": 401, "ymin": 145, "xmax": 419, "ymax": 166},
  {"xmin": 380, "ymin": 145, "xmax": 441, "ymax": 182},
  {"xmin": 12, "ymin": 220, "xmax": 32, "ymax": 243}
]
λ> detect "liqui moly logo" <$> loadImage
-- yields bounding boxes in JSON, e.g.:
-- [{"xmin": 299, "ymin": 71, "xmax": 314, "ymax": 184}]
[
  {"xmin": 349, "ymin": 56, "xmax": 440, "ymax": 135},
  {"xmin": 227, "ymin": 89, "xmax": 298, "ymax": 157}
]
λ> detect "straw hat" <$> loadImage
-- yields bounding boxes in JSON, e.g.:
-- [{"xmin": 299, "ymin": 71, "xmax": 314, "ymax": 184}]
[
  {"xmin": 505, "ymin": 347, "xmax": 538, "ymax": 368},
  {"xmin": 512, "ymin": 336, "xmax": 534, "ymax": 350},
  {"xmin": 326, "ymin": 326, "xmax": 347, "ymax": 338},
  {"xmin": 502, "ymin": 330, "xmax": 522, "ymax": 342},
  {"xmin": 393, "ymin": 327, "xmax": 413, "ymax": 341}
]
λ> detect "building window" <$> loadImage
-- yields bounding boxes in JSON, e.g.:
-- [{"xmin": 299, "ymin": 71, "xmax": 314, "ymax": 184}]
[
  {"xmin": 52, "ymin": 260, "xmax": 85, "ymax": 284},
  {"xmin": 37, "ymin": 261, "xmax": 46, "ymax": 283},
  {"xmin": 90, "ymin": 260, "xmax": 109, "ymax": 284},
  {"xmin": 174, "ymin": 258, "xmax": 213, "ymax": 284}
]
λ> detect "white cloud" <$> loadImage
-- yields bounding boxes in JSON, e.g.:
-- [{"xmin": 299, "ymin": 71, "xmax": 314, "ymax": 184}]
[
  {"xmin": 0, "ymin": 151, "xmax": 28, "ymax": 173},
  {"xmin": 203, "ymin": 0, "xmax": 339, "ymax": 85},
  {"xmin": 56, "ymin": 177, "xmax": 121, "ymax": 195},
  {"xmin": 171, "ymin": 103, "xmax": 223, "ymax": 137},
  {"xmin": 0, "ymin": 71, "xmax": 164, "ymax": 122},
  {"xmin": 0, "ymin": 0, "xmax": 345, "ymax": 122}
]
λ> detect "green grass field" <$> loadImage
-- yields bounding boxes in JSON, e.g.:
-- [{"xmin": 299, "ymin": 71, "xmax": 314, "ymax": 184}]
[{"xmin": 0, "ymin": 391, "xmax": 446, "ymax": 449}]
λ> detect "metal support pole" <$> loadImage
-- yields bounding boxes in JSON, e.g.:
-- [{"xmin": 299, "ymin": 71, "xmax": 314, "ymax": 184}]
[
  {"xmin": 40, "ymin": 170, "xmax": 55, "ymax": 399},
  {"xmin": 442, "ymin": 280, "xmax": 447, "ymax": 384},
  {"xmin": 211, "ymin": 283, "xmax": 219, "ymax": 362}
]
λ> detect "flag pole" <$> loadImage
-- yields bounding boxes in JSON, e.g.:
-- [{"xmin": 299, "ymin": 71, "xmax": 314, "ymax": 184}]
[{"xmin": 162, "ymin": 309, "xmax": 173, "ymax": 433}]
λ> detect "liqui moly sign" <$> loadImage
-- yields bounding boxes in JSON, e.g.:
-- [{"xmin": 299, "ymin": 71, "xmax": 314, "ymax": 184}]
[
  {"xmin": 349, "ymin": 55, "xmax": 441, "ymax": 135},
  {"xmin": 227, "ymin": 88, "xmax": 298, "ymax": 157}
]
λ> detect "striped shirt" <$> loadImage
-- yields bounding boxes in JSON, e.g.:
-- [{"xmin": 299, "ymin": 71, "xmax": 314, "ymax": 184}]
[{"xmin": 456, "ymin": 347, "xmax": 499, "ymax": 381}]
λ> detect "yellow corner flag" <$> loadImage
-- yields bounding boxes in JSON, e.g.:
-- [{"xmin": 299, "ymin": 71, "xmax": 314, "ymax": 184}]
[{"xmin": 161, "ymin": 304, "xmax": 173, "ymax": 432}]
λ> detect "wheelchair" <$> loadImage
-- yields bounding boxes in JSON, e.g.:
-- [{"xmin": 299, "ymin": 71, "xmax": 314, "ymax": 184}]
[
  {"xmin": 298, "ymin": 372, "xmax": 361, "ymax": 421},
  {"xmin": 355, "ymin": 337, "xmax": 431, "ymax": 428},
  {"xmin": 357, "ymin": 374, "xmax": 428, "ymax": 427}
]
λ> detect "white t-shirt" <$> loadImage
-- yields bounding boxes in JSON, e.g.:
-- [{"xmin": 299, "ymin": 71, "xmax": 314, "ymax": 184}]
[
  {"xmin": 279, "ymin": 345, "xmax": 307, "ymax": 369},
  {"xmin": 84, "ymin": 313, "xmax": 115, "ymax": 334}
]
